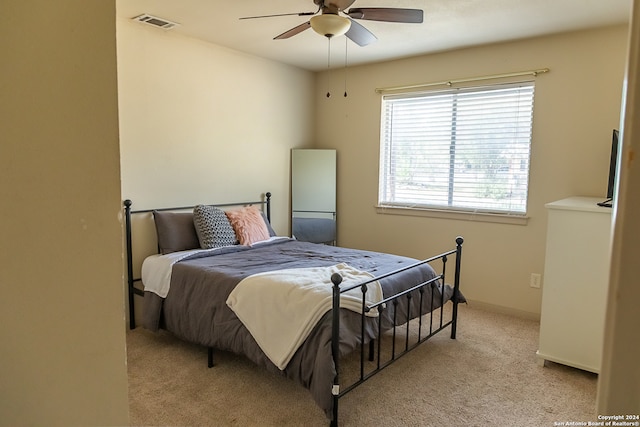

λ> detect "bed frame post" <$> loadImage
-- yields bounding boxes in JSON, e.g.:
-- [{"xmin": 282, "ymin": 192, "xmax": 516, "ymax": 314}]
[
  {"xmin": 208, "ymin": 347, "xmax": 214, "ymax": 368},
  {"xmin": 450, "ymin": 236, "xmax": 464, "ymax": 339},
  {"xmin": 265, "ymin": 192, "xmax": 272, "ymax": 222},
  {"xmin": 124, "ymin": 199, "xmax": 136, "ymax": 330},
  {"xmin": 330, "ymin": 272, "xmax": 343, "ymax": 427}
]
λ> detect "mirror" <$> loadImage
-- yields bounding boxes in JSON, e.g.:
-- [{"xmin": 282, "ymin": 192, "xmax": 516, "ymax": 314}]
[{"xmin": 291, "ymin": 149, "xmax": 337, "ymax": 245}]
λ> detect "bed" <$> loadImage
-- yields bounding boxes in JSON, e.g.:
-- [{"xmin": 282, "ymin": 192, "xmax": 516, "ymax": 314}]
[{"xmin": 124, "ymin": 192, "xmax": 464, "ymax": 426}]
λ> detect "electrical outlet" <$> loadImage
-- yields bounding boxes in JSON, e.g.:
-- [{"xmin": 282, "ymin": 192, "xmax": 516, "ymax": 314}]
[{"xmin": 530, "ymin": 273, "xmax": 542, "ymax": 288}]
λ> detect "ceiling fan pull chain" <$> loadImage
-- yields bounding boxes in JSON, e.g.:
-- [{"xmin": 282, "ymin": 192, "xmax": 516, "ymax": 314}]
[
  {"xmin": 343, "ymin": 36, "xmax": 348, "ymax": 97},
  {"xmin": 326, "ymin": 37, "xmax": 332, "ymax": 98}
]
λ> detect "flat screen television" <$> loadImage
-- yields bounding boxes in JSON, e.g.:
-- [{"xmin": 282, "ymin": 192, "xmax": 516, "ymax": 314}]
[{"xmin": 598, "ymin": 129, "xmax": 619, "ymax": 207}]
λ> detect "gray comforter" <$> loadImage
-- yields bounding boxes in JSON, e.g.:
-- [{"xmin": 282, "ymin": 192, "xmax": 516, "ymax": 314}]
[{"xmin": 142, "ymin": 238, "xmax": 459, "ymax": 420}]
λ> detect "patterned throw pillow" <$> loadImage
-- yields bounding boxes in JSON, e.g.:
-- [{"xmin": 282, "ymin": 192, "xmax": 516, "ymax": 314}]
[{"xmin": 193, "ymin": 205, "xmax": 238, "ymax": 249}]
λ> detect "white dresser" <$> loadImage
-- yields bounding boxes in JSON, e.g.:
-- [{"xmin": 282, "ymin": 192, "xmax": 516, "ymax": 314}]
[{"xmin": 537, "ymin": 197, "xmax": 612, "ymax": 373}]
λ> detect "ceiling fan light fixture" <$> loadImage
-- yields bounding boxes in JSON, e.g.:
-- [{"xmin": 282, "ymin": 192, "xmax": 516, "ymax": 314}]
[{"xmin": 310, "ymin": 14, "xmax": 351, "ymax": 38}]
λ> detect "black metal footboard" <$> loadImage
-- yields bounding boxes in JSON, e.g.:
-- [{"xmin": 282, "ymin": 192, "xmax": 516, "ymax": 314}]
[{"xmin": 329, "ymin": 237, "xmax": 463, "ymax": 427}]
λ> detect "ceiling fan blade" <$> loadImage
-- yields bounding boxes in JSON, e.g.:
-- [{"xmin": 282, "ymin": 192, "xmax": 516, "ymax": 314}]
[
  {"xmin": 329, "ymin": 0, "xmax": 357, "ymax": 11},
  {"xmin": 345, "ymin": 19, "xmax": 377, "ymax": 47},
  {"xmin": 347, "ymin": 8, "xmax": 424, "ymax": 23},
  {"xmin": 240, "ymin": 11, "xmax": 315, "ymax": 20},
  {"xmin": 274, "ymin": 21, "xmax": 312, "ymax": 40}
]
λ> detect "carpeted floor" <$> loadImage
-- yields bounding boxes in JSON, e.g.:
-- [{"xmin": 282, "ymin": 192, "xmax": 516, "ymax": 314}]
[{"xmin": 127, "ymin": 304, "xmax": 598, "ymax": 426}]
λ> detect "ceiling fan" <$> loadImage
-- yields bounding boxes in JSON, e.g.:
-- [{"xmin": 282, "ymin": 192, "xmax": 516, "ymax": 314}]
[{"xmin": 240, "ymin": 0, "xmax": 424, "ymax": 47}]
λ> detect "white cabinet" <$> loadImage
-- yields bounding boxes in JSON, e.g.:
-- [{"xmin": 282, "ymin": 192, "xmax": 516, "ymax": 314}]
[{"xmin": 537, "ymin": 197, "xmax": 612, "ymax": 373}]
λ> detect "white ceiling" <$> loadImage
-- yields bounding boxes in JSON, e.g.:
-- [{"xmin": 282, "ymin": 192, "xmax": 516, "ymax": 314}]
[{"xmin": 116, "ymin": 0, "xmax": 632, "ymax": 72}]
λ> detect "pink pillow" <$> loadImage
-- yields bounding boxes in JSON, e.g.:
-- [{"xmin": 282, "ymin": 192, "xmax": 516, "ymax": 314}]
[{"xmin": 225, "ymin": 206, "xmax": 271, "ymax": 246}]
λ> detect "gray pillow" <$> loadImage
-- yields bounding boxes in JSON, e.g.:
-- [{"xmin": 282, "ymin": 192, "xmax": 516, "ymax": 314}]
[
  {"xmin": 193, "ymin": 205, "xmax": 238, "ymax": 249},
  {"xmin": 153, "ymin": 211, "xmax": 200, "ymax": 254},
  {"xmin": 261, "ymin": 211, "xmax": 277, "ymax": 237}
]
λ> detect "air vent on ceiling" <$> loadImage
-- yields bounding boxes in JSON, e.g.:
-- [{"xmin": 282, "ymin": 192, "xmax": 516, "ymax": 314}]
[{"xmin": 132, "ymin": 14, "xmax": 179, "ymax": 30}]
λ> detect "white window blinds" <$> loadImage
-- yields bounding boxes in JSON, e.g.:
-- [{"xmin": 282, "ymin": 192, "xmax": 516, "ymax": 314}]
[{"xmin": 379, "ymin": 82, "xmax": 535, "ymax": 215}]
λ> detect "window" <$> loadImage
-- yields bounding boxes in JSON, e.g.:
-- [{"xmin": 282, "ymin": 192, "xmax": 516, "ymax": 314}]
[{"xmin": 379, "ymin": 82, "xmax": 535, "ymax": 216}]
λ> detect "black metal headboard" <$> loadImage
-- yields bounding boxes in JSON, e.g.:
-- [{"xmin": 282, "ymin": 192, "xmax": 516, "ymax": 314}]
[{"xmin": 123, "ymin": 192, "xmax": 272, "ymax": 329}]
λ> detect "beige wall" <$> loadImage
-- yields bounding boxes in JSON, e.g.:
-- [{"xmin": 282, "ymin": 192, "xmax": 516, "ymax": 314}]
[
  {"xmin": 117, "ymin": 18, "xmax": 316, "ymax": 238},
  {"xmin": 0, "ymin": 1, "xmax": 129, "ymax": 425},
  {"xmin": 315, "ymin": 25, "xmax": 629, "ymax": 318},
  {"xmin": 116, "ymin": 20, "xmax": 316, "ymax": 325}
]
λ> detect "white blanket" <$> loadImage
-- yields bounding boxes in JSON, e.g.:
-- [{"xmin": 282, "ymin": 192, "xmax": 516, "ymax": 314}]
[
  {"xmin": 142, "ymin": 250, "xmax": 202, "ymax": 298},
  {"xmin": 226, "ymin": 263, "xmax": 383, "ymax": 370}
]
